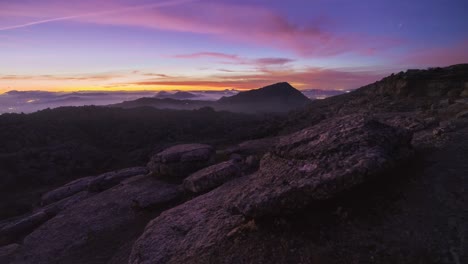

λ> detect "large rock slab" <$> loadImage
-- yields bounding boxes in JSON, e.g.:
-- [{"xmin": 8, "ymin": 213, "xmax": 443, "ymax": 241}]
[
  {"xmin": 147, "ymin": 144, "xmax": 215, "ymax": 180},
  {"xmin": 230, "ymin": 115, "xmax": 413, "ymax": 218},
  {"xmin": 40, "ymin": 167, "xmax": 148, "ymax": 206},
  {"xmin": 39, "ymin": 191, "xmax": 91, "ymax": 216},
  {"xmin": 0, "ymin": 212, "xmax": 51, "ymax": 246},
  {"xmin": 129, "ymin": 115, "xmax": 414, "ymax": 263},
  {"xmin": 223, "ymin": 136, "xmax": 280, "ymax": 155},
  {"xmin": 10, "ymin": 176, "xmax": 182, "ymax": 264},
  {"xmin": 40, "ymin": 176, "xmax": 94, "ymax": 205},
  {"xmin": 183, "ymin": 161, "xmax": 241, "ymax": 193},
  {"xmin": 87, "ymin": 166, "xmax": 149, "ymax": 192},
  {"xmin": 130, "ymin": 180, "xmax": 246, "ymax": 264}
]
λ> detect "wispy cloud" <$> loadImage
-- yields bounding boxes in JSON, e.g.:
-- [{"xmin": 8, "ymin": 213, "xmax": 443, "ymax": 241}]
[
  {"xmin": 173, "ymin": 52, "xmax": 240, "ymax": 60},
  {"xmin": 0, "ymin": 0, "xmax": 197, "ymax": 31},
  {"xmin": 173, "ymin": 51, "xmax": 295, "ymax": 68},
  {"xmin": 0, "ymin": 73, "xmax": 122, "ymax": 81},
  {"xmin": 126, "ymin": 67, "xmax": 387, "ymax": 90},
  {"xmin": 0, "ymin": 0, "xmax": 398, "ymax": 57}
]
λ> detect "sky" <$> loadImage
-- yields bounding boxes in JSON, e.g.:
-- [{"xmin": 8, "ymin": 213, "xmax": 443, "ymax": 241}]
[{"xmin": 0, "ymin": 0, "xmax": 467, "ymax": 93}]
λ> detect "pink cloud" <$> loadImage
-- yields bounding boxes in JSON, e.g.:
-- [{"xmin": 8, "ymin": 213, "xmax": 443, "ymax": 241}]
[
  {"xmin": 173, "ymin": 52, "xmax": 295, "ymax": 68},
  {"xmin": 129, "ymin": 67, "xmax": 387, "ymax": 90},
  {"xmin": 253, "ymin": 58, "xmax": 295, "ymax": 66},
  {"xmin": 0, "ymin": 0, "xmax": 400, "ymax": 57},
  {"xmin": 173, "ymin": 52, "xmax": 240, "ymax": 60}
]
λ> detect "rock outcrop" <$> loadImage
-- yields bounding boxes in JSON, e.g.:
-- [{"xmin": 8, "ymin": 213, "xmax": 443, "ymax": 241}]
[
  {"xmin": 40, "ymin": 176, "xmax": 94, "ymax": 206},
  {"xmin": 231, "ymin": 115, "xmax": 413, "ymax": 218},
  {"xmin": 11, "ymin": 176, "xmax": 182, "ymax": 264},
  {"xmin": 40, "ymin": 167, "xmax": 148, "ymax": 205},
  {"xmin": 0, "ymin": 212, "xmax": 51, "ymax": 246},
  {"xmin": 87, "ymin": 167, "xmax": 149, "ymax": 191},
  {"xmin": 147, "ymin": 144, "xmax": 215, "ymax": 180},
  {"xmin": 183, "ymin": 161, "xmax": 242, "ymax": 193},
  {"xmin": 129, "ymin": 114, "xmax": 414, "ymax": 263}
]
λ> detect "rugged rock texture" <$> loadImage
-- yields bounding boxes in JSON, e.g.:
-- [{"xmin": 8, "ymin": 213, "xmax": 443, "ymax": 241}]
[
  {"xmin": 359, "ymin": 64, "xmax": 468, "ymax": 98},
  {"xmin": 147, "ymin": 144, "xmax": 215, "ymax": 180},
  {"xmin": 129, "ymin": 114, "xmax": 414, "ymax": 263},
  {"xmin": 10, "ymin": 176, "xmax": 182, "ymax": 264},
  {"xmin": 231, "ymin": 115, "xmax": 413, "ymax": 218},
  {"xmin": 129, "ymin": 179, "xmax": 246, "ymax": 264},
  {"xmin": 183, "ymin": 161, "xmax": 242, "ymax": 193}
]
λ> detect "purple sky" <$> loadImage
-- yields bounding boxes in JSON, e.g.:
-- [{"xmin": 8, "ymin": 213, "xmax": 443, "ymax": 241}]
[{"xmin": 0, "ymin": 0, "xmax": 467, "ymax": 92}]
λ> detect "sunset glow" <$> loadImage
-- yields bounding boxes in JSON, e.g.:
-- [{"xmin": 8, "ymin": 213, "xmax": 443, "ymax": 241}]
[{"xmin": 1, "ymin": 0, "xmax": 467, "ymax": 93}]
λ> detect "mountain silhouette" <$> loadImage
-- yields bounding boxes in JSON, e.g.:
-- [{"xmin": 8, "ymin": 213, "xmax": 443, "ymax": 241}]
[{"xmin": 112, "ymin": 82, "xmax": 311, "ymax": 113}]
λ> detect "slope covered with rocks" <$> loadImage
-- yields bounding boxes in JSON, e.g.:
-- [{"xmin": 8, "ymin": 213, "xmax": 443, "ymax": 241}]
[{"xmin": 1, "ymin": 64, "xmax": 467, "ymax": 263}]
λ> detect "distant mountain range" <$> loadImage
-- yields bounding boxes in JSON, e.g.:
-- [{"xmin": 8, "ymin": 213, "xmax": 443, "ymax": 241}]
[
  {"xmin": 112, "ymin": 82, "xmax": 312, "ymax": 113},
  {"xmin": 0, "ymin": 86, "xmax": 348, "ymax": 114}
]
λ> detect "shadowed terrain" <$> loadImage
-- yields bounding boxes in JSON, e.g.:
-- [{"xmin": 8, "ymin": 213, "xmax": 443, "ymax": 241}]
[{"xmin": 1, "ymin": 64, "xmax": 467, "ymax": 264}]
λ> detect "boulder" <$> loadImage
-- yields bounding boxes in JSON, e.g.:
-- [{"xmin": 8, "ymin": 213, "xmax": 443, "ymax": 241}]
[
  {"xmin": 40, "ymin": 176, "xmax": 94, "ymax": 205},
  {"xmin": 183, "ymin": 161, "xmax": 242, "ymax": 193},
  {"xmin": 147, "ymin": 144, "xmax": 214, "ymax": 180},
  {"xmin": 10, "ymin": 176, "xmax": 182, "ymax": 264},
  {"xmin": 129, "ymin": 115, "xmax": 414, "ymax": 263},
  {"xmin": 88, "ymin": 167, "xmax": 149, "ymax": 192},
  {"xmin": 230, "ymin": 115, "xmax": 413, "ymax": 218}
]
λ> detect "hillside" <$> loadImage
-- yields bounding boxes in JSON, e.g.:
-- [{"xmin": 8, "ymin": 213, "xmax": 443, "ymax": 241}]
[
  {"xmin": 1, "ymin": 64, "xmax": 468, "ymax": 264},
  {"xmin": 0, "ymin": 106, "xmax": 278, "ymax": 219}
]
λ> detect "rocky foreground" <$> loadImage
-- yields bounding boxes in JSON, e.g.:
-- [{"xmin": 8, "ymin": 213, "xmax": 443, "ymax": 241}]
[{"xmin": 1, "ymin": 65, "xmax": 467, "ymax": 263}]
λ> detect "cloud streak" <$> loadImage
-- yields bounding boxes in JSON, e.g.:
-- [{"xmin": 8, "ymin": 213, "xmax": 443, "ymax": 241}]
[
  {"xmin": 0, "ymin": 0, "xmax": 198, "ymax": 31},
  {"xmin": 0, "ymin": 0, "xmax": 398, "ymax": 57},
  {"xmin": 128, "ymin": 67, "xmax": 386, "ymax": 90},
  {"xmin": 173, "ymin": 51, "xmax": 295, "ymax": 68}
]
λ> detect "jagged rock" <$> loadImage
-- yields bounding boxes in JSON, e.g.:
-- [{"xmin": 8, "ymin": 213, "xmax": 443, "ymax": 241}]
[
  {"xmin": 183, "ymin": 161, "xmax": 242, "ymax": 193},
  {"xmin": 147, "ymin": 144, "xmax": 215, "ymax": 180},
  {"xmin": 0, "ymin": 243, "xmax": 19, "ymax": 263},
  {"xmin": 40, "ymin": 176, "xmax": 94, "ymax": 205},
  {"xmin": 230, "ymin": 115, "xmax": 413, "ymax": 218},
  {"xmin": 10, "ymin": 176, "xmax": 182, "ymax": 264},
  {"xmin": 129, "ymin": 115, "xmax": 414, "ymax": 263},
  {"xmin": 0, "ymin": 211, "xmax": 51, "ymax": 246},
  {"xmin": 88, "ymin": 167, "xmax": 149, "ymax": 192}
]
